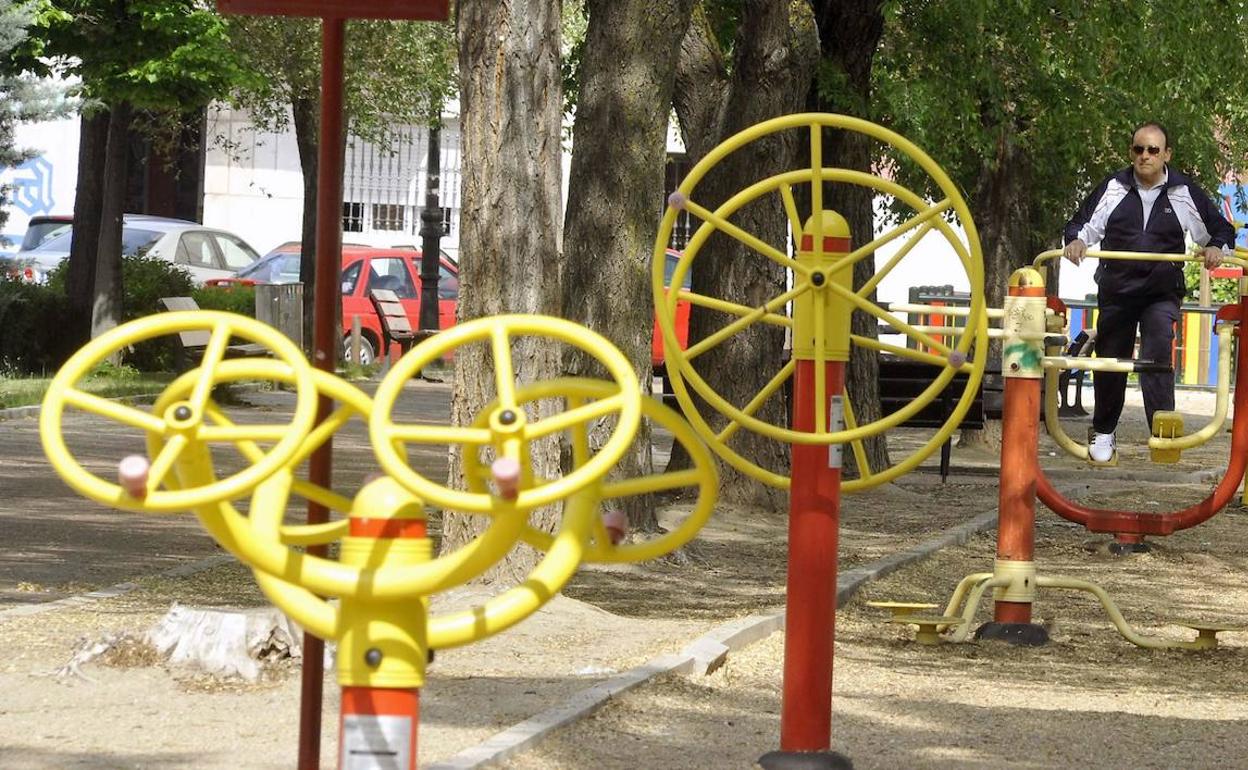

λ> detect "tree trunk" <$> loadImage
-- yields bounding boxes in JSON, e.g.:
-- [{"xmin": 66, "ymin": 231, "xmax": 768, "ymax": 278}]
[
  {"xmin": 291, "ymin": 96, "xmax": 319, "ymax": 353},
  {"xmin": 809, "ymin": 0, "xmax": 888, "ymax": 479},
  {"xmin": 66, "ymin": 108, "xmax": 110, "ymax": 352},
  {"xmin": 960, "ymin": 128, "xmax": 1033, "ymax": 451},
  {"xmin": 561, "ymin": 0, "xmax": 696, "ymax": 534},
  {"xmin": 91, "ymin": 101, "xmax": 132, "ymax": 344},
  {"xmin": 668, "ymin": 1, "xmax": 820, "ymax": 508},
  {"xmin": 443, "ymin": 0, "xmax": 564, "ymax": 582}
]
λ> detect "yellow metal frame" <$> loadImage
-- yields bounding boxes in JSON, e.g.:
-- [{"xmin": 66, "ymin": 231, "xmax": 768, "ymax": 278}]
[
  {"xmin": 41, "ymin": 311, "xmax": 720, "ymax": 689},
  {"xmin": 40, "ymin": 311, "xmax": 318, "ymax": 513},
  {"xmin": 651, "ymin": 113, "xmax": 988, "ymax": 490},
  {"xmin": 370, "ymin": 315, "xmax": 643, "ymax": 513}
]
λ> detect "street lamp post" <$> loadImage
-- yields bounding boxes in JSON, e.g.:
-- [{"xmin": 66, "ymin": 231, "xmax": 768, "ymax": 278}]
[{"xmin": 418, "ymin": 123, "xmax": 443, "ymax": 334}]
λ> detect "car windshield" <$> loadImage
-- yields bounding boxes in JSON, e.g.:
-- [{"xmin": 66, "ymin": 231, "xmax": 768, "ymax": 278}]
[
  {"xmin": 239, "ymin": 253, "xmax": 302, "ymax": 283},
  {"xmin": 20, "ymin": 221, "xmax": 71, "ymax": 251},
  {"xmin": 32, "ymin": 227, "xmax": 163, "ymax": 257}
]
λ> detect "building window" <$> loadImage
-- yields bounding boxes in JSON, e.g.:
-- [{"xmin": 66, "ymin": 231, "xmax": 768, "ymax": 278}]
[
  {"xmin": 342, "ymin": 202, "xmax": 365, "ymax": 232},
  {"xmin": 372, "ymin": 203, "xmax": 406, "ymax": 232}
]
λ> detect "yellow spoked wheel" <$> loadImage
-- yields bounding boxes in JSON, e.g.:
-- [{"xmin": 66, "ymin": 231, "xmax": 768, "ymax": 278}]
[
  {"xmin": 40, "ymin": 312, "xmax": 316, "ymax": 513},
  {"xmin": 371, "ymin": 315, "xmax": 644, "ymax": 513},
  {"xmin": 148, "ymin": 358, "xmax": 370, "ymax": 538},
  {"xmin": 490, "ymin": 378, "xmax": 719, "ymax": 563},
  {"xmin": 652, "ymin": 112, "xmax": 988, "ymax": 490}
]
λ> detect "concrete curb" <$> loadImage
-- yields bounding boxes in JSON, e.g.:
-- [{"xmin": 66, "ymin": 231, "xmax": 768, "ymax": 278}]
[
  {"xmin": 0, "ymin": 392, "xmax": 163, "ymax": 422},
  {"xmin": 425, "ymin": 507, "xmax": 1002, "ymax": 770},
  {"xmin": 0, "ymin": 553, "xmax": 234, "ymax": 622}
]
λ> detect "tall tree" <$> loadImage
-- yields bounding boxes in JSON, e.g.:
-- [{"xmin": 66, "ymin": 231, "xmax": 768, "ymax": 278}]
[
  {"xmin": 805, "ymin": 0, "xmax": 889, "ymax": 477},
  {"xmin": 560, "ymin": 0, "xmax": 697, "ymax": 533},
  {"xmin": 16, "ymin": 0, "xmax": 249, "ymax": 345},
  {"xmin": 669, "ymin": 0, "xmax": 820, "ymax": 506},
  {"xmin": 441, "ymin": 0, "xmax": 564, "ymax": 579},
  {"xmin": 224, "ymin": 16, "xmax": 456, "ymax": 347},
  {"xmin": 874, "ymin": 0, "xmax": 1248, "ymax": 444}
]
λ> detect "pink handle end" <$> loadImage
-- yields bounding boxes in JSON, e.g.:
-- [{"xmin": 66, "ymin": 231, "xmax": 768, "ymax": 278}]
[
  {"xmin": 948, "ymin": 350, "xmax": 967, "ymax": 368},
  {"xmin": 491, "ymin": 457, "xmax": 521, "ymax": 501},
  {"xmin": 667, "ymin": 191, "xmax": 687, "ymax": 210},
  {"xmin": 602, "ymin": 509, "xmax": 628, "ymax": 545},
  {"xmin": 118, "ymin": 455, "xmax": 151, "ymax": 499}
]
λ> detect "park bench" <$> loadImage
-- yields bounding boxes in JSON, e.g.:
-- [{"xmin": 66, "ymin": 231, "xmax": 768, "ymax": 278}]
[
  {"xmin": 367, "ymin": 288, "xmax": 418, "ymax": 366},
  {"xmin": 878, "ymin": 356, "xmax": 1001, "ymax": 481},
  {"xmin": 159, "ymin": 296, "xmax": 269, "ymax": 371}
]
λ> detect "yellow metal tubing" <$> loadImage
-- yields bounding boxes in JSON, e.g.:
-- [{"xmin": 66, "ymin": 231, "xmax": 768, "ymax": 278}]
[
  {"xmin": 1034, "ymin": 248, "xmax": 1248, "ymax": 271},
  {"xmin": 427, "ymin": 490, "xmax": 597, "ymax": 649},
  {"xmin": 1149, "ymin": 325, "xmax": 1234, "ymax": 452},
  {"xmin": 371, "ymin": 315, "xmax": 642, "ymax": 514},
  {"xmin": 1034, "ymin": 575, "xmax": 1216, "ymax": 650},
  {"xmin": 41, "ymin": 312, "xmax": 317, "ymax": 513}
]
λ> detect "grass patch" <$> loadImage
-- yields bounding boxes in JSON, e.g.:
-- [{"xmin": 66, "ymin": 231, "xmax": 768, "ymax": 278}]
[{"xmin": 0, "ymin": 369, "xmax": 175, "ymax": 410}]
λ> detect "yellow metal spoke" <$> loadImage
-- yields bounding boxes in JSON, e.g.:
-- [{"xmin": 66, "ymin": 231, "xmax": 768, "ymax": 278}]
[
  {"xmin": 685, "ymin": 284, "xmax": 807, "ymax": 361},
  {"xmin": 842, "ymin": 395, "xmax": 872, "ymax": 478},
  {"xmin": 829, "ymin": 199, "xmax": 951, "ymax": 276},
  {"xmin": 780, "ymin": 183, "xmax": 804, "ymax": 240},
  {"xmin": 826, "ymin": 280, "xmax": 953, "ymax": 356},
  {"xmin": 680, "ymin": 197, "xmax": 806, "ymax": 273},
  {"xmin": 198, "ymin": 423, "xmax": 291, "ymax": 442},
  {"xmin": 679, "ymin": 291, "xmax": 793, "ymax": 329},
  {"xmin": 814, "ymin": 293, "xmax": 827, "ymax": 437},
  {"xmin": 491, "ymin": 326, "xmax": 517, "ymax": 411},
  {"xmin": 602, "ymin": 469, "xmax": 705, "ymax": 499},
  {"xmin": 851, "ymin": 334, "xmax": 973, "ymax": 372},
  {"xmin": 63, "ymin": 389, "xmax": 166, "ymax": 434},
  {"xmin": 389, "ymin": 423, "xmax": 494, "ymax": 445},
  {"xmin": 810, "ymin": 122, "xmax": 823, "ymax": 222},
  {"xmin": 526, "ymin": 394, "xmax": 628, "ymax": 440},
  {"xmin": 857, "ymin": 220, "xmax": 936, "ymax": 298},
  {"xmin": 189, "ymin": 321, "xmax": 232, "ymax": 411},
  {"xmin": 279, "ymin": 519, "xmax": 350, "ymax": 546},
  {"xmin": 717, "ymin": 359, "xmax": 796, "ymax": 444},
  {"xmin": 146, "ymin": 433, "xmax": 189, "ymax": 492},
  {"xmin": 566, "ymin": 395, "xmax": 591, "ymax": 468}
]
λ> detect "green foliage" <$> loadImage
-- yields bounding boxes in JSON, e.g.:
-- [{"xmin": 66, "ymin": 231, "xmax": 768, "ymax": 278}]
[
  {"xmin": 872, "ymin": 1, "xmax": 1248, "ymax": 254},
  {"xmin": 192, "ymin": 285, "xmax": 255, "ymax": 317},
  {"xmin": 0, "ymin": 274, "xmax": 71, "ymax": 375},
  {"xmin": 225, "ymin": 16, "xmax": 457, "ymax": 143},
  {"xmin": 15, "ymin": 0, "xmax": 256, "ymax": 112},
  {"xmin": 1183, "ymin": 261, "xmax": 1239, "ymax": 305}
]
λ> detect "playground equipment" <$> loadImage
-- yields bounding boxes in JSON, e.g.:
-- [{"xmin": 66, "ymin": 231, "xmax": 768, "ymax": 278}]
[
  {"xmin": 884, "ymin": 252, "xmax": 1248, "ymax": 649},
  {"xmin": 41, "ymin": 311, "xmax": 718, "ymax": 770},
  {"xmin": 653, "ymin": 113, "xmax": 989, "ymax": 768}
]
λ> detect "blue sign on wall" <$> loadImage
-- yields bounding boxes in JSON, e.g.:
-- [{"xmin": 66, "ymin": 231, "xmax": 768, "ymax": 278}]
[{"xmin": 8, "ymin": 155, "xmax": 55, "ymax": 216}]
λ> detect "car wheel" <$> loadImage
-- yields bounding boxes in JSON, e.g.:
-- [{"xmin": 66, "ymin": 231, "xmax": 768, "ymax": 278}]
[{"xmin": 344, "ymin": 334, "xmax": 376, "ymax": 366}]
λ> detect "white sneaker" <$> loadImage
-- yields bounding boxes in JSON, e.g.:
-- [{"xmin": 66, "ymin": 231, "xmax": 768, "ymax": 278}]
[{"xmin": 1089, "ymin": 432, "xmax": 1116, "ymax": 463}]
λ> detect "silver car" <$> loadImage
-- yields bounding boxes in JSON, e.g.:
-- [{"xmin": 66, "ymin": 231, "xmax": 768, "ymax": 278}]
[{"xmin": 6, "ymin": 215, "xmax": 260, "ymax": 285}]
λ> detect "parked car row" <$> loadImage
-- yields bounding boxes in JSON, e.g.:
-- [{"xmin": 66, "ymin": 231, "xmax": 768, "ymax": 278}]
[
  {"xmin": 1, "ymin": 210, "xmax": 693, "ymax": 375},
  {"xmin": 0, "ymin": 214, "xmax": 260, "ymax": 284}
]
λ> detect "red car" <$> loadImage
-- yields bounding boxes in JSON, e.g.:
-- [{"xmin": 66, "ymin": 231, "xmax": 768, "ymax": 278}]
[{"xmin": 234, "ymin": 244, "xmax": 458, "ymax": 365}]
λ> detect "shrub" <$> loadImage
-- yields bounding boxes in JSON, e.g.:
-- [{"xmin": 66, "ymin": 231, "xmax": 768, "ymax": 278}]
[
  {"xmin": 193, "ymin": 285, "xmax": 256, "ymax": 317},
  {"xmin": 0, "ymin": 276, "xmax": 71, "ymax": 375}
]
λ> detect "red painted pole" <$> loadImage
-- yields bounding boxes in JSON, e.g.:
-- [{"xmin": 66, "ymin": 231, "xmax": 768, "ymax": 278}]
[
  {"xmin": 299, "ymin": 16, "xmax": 346, "ymax": 770},
  {"xmin": 994, "ymin": 374, "xmax": 1040, "ymax": 624},
  {"xmin": 779, "ymin": 359, "xmax": 844, "ymax": 751}
]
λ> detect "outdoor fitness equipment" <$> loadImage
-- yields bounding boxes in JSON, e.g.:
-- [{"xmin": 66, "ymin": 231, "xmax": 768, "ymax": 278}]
[
  {"xmin": 41, "ymin": 311, "xmax": 719, "ymax": 770},
  {"xmin": 1032, "ymin": 248, "xmax": 1248, "ymax": 544},
  {"xmin": 653, "ymin": 112, "xmax": 989, "ymax": 768},
  {"xmin": 885, "ymin": 259, "xmax": 1246, "ymax": 650}
]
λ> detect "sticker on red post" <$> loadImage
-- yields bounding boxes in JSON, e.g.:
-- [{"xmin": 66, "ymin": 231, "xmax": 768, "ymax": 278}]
[
  {"xmin": 828, "ymin": 395, "xmax": 844, "ymax": 469},
  {"xmin": 341, "ymin": 715, "xmax": 412, "ymax": 769}
]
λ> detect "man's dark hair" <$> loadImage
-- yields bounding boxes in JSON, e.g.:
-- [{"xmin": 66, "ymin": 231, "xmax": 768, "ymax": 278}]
[{"xmin": 1133, "ymin": 120, "xmax": 1171, "ymax": 149}]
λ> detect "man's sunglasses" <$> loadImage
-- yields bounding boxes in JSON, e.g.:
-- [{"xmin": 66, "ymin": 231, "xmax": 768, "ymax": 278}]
[{"xmin": 1132, "ymin": 144, "xmax": 1163, "ymax": 156}]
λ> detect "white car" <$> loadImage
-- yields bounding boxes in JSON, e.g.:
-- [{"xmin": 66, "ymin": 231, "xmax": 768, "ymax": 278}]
[{"xmin": 7, "ymin": 215, "xmax": 261, "ymax": 284}]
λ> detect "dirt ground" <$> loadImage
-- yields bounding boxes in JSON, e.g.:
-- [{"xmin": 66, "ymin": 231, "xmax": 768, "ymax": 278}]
[{"xmin": 2, "ymin": 386, "xmax": 1244, "ymax": 768}]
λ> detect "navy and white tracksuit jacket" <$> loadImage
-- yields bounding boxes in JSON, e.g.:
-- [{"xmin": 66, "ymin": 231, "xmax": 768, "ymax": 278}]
[
  {"xmin": 1063, "ymin": 166, "xmax": 1235, "ymax": 298},
  {"xmin": 1063, "ymin": 166, "xmax": 1235, "ymax": 433}
]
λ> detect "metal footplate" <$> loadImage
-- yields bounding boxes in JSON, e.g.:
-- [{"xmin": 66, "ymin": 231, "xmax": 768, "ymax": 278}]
[{"xmin": 1150, "ymin": 411, "xmax": 1185, "ymax": 463}]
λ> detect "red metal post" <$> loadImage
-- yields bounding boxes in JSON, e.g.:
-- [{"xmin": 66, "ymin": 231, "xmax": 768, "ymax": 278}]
[
  {"xmin": 299, "ymin": 16, "xmax": 346, "ymax": 770},
  {"xmin": 779, "ymin": 359, "xmax": 844, "ymax": 751},
  {"xmin": 994, "ymin": 374, "xmax": 1040, "ymax": 624}
]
